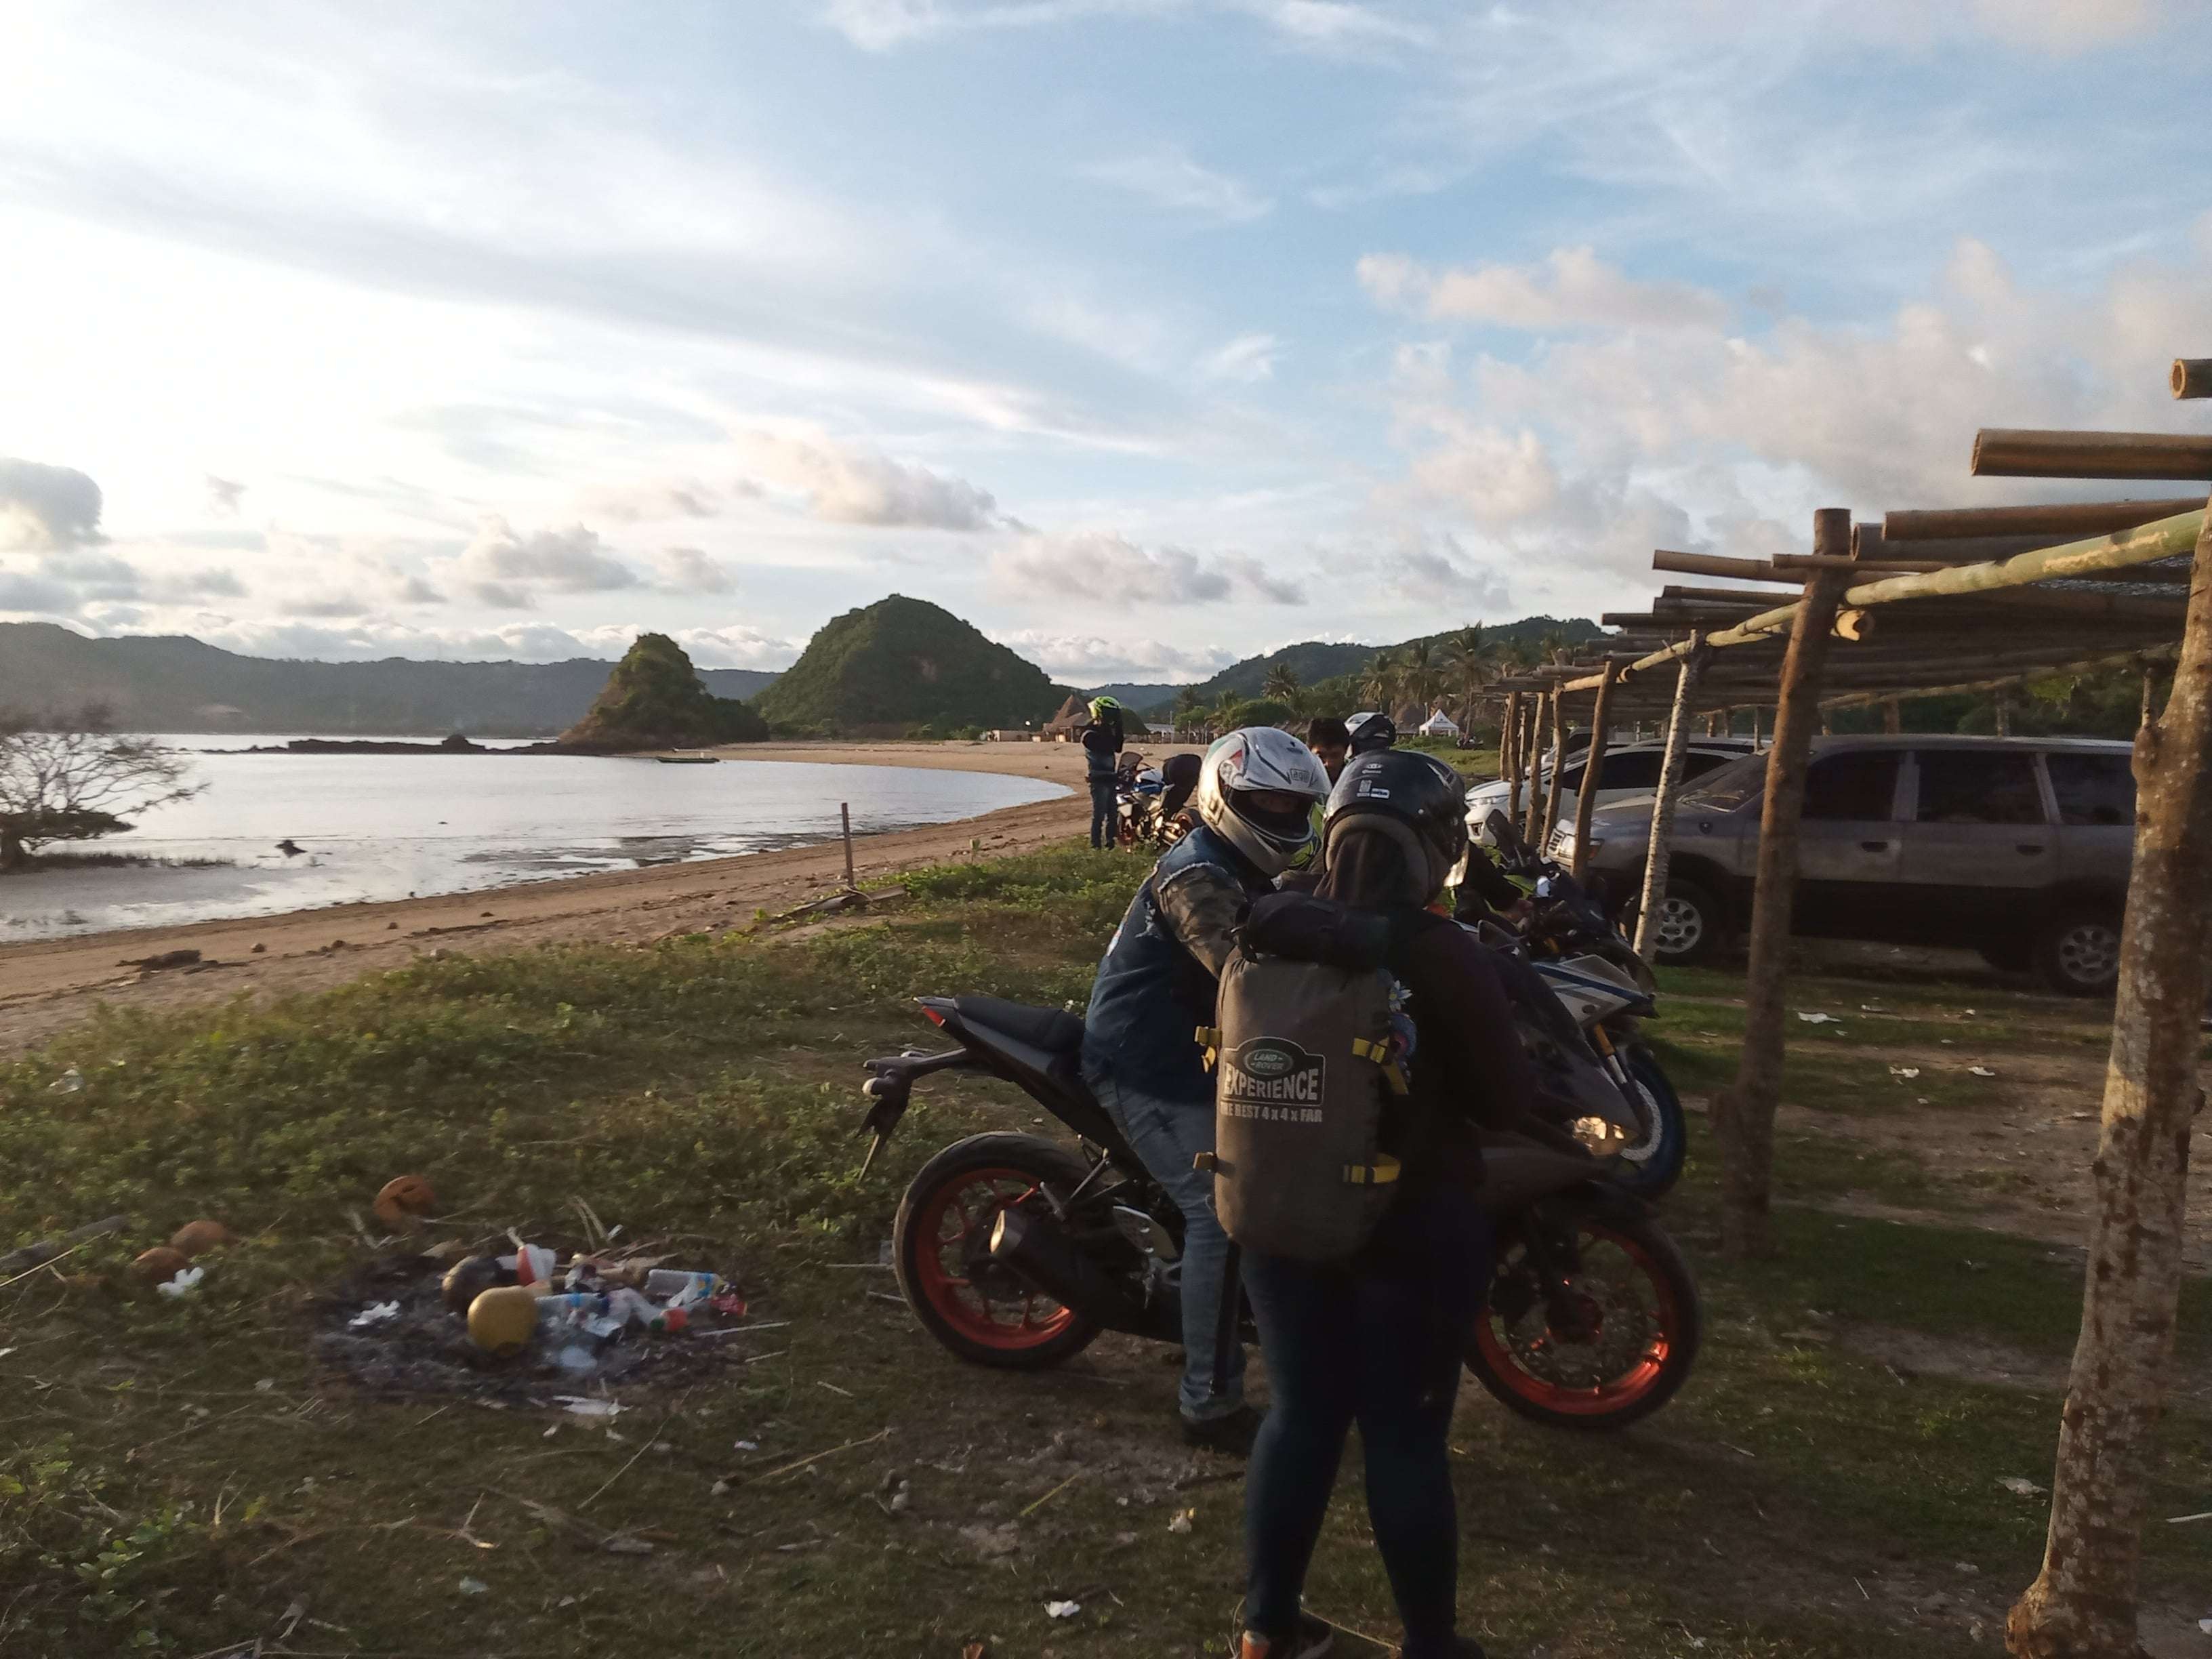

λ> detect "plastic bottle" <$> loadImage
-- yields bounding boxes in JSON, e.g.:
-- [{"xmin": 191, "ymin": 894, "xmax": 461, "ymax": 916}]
[{"xmin": 644, "ymin": 1270, "xmax": 721, "ymax": 1305}]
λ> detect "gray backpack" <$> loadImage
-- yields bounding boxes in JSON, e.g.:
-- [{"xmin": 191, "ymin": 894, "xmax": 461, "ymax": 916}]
[{"xmin": 1195, "ymin": 943, "xmax": 1408, "ymax": 1263}]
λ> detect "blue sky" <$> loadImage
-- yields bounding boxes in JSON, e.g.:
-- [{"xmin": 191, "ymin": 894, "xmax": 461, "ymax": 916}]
[{"xmin": 3, "ymin": 0, "xmax": 2210, "ymax": 684}]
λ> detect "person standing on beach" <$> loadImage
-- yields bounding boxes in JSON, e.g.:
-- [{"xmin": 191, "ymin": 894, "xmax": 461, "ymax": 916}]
[{"xmin": 1082, "ymin": 696, "xmax": 1126, "ymax": 849}]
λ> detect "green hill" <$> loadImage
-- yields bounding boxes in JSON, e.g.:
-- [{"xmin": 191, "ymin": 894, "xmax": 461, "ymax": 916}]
[
  {"xmin": 557, "ymin": 633, "xmax": 768, "ymax": 751},
  {"xmin": 754, "ymin": 594, "xmax": 1069, "ymax": 733},
  {"xmin": 1092, "ymin": 617, "xmax": 1608, "ymax": 715},
  {"xmin": 0, "ymin": 621, "xmax": 779, "ymax": 735}
]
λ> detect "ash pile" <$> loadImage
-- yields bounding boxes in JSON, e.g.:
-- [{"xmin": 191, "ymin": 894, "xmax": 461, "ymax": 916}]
[{"xmin": 314, "ymin": 1237, "xmax": 753, "ymax": 1402}]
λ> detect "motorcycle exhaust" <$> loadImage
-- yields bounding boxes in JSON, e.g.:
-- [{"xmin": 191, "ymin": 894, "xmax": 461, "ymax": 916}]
[{"xmin": 987, "ymin": 1208, "xmax": 1145, "ymax": 1332}]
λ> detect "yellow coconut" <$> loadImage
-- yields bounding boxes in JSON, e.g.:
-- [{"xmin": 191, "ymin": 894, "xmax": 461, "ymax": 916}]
[{"xmin": 466, "ymin": 1285, "xmax": 539, "ymax": 1355}]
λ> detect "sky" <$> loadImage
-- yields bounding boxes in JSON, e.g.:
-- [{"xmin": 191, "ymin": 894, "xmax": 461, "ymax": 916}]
[{"xmin": 4, "ymin": 0, "xmax": 2211, "ymax": 687}]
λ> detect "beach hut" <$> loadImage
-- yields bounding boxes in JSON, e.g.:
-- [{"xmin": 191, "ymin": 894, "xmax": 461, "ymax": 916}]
[{"xmin": 1042, "ymin": 694, "xmax": 1090, "ymax": 741}]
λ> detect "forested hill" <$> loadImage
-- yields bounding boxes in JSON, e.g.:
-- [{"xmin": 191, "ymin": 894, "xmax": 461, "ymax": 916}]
[
  {"xmin": 754, "ymin": 594, "xmax": 1071, "ymax": 732},
  {"xmin": 1088, "ymin": 616, "xmax": 1607, "ymax": 712},
  {"xmin": 0, "ymin": 621, "xmax": 779, "ymax": 735}
]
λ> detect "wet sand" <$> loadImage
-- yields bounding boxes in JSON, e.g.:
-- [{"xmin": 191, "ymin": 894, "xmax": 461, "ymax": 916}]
[{"xmin": 0, "ymin": 741, "xmax": 1090, "ymax": 1052}]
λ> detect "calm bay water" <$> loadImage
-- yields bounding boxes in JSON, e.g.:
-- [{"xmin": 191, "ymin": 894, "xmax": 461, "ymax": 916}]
[{"xmin": 0, "ymin": 737, "xmax": 1067, "ymax": 939}]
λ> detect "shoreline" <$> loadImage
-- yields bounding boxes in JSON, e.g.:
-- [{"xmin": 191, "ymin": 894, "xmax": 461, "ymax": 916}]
[{"xmin": 0, "ymin": 743, "xmax": 1092, "ymax": 1052}]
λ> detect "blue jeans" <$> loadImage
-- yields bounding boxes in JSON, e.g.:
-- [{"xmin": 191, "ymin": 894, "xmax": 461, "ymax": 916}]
[
  {"xmin": 1089, "ymin": 779, "xmax": 1118, "ymax": 848},
  {"xmin": 1088, "ymin": 1070, "xmax": 1245, "ymax": 1421},
  {"xmin": 1242, "ymin": 1190, "xmax": 1492, "ymax": 1656}
]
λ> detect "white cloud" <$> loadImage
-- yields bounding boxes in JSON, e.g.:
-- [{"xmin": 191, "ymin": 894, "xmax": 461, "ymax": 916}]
[
  {"xmin": 165, "ymin": 617, "xmax": 795, "ymax": 669},
  {"xmin": 0, "ymin": 457, "xmax": 105, "ymax": 550},
  {"xmin": 991, "ymin": 529, "xmax": 1304, "ymax": 606},
  {"xmin": 994, "ymin": 628, "xmax": 1237, "ymax": 682},
  {"xmin": 204, "ymin": 474, "xmax": 246, "ymax": 517},
  {"xmin": 1083, "ymin": 148, "xmax": 1273, "ymax": 224},
  {"xmin": 462, "ymin": 517, "xmax": 640, "ymax": 602},
  {"xmin": 657, "ymin": 546, "xmax": 736, "ymax": 594},
  {"xmin": 1197, "ymin": 333, "xmax": 1280, "ymax": 383},
  {"xmin": 577, "ymin": 478, "xmax": 726, "ymax": 523},
  {"xmin": 737, "ymin": 430, "xmax": 1000, "ymax": 529},
  {"xmin": 1358, "ymin": 248, "xmax": 1731, "ymax": 333}
]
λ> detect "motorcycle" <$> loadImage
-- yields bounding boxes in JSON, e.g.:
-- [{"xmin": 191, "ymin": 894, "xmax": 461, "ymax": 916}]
[
  {"xmin": 858, "ymin": 993, "xmax": 1700, "ymax": 1431},
  {"xmin": 1115, "ymin": 752, "xmax": 1198, "ymax": 851},
  {"xmin": 1471, "ymin": 810, "xmax": 1687, "ymax": 1200}
]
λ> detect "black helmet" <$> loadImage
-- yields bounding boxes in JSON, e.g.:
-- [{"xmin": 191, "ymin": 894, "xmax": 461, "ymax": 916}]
[
  {"xmin": 1345, "ymin": 710, "xmax": 1396, "ymax": 754},
  {"xmin": 1324, "ymin": 750, "xmax": 1469, "ymax": 899}
]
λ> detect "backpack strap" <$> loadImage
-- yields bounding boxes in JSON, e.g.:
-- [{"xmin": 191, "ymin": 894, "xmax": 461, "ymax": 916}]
[
  {"xmin": 1194, "ymin": 1025, "xmax": 1223, "ymax": 1069},
  {"xmin": 1343, "ymin": 1154, "xmax": 1401, "ymax": 1186},
  {"xmin": 1349, "ymin": 1036, "xmax": 1411, "ymax": 1097}
]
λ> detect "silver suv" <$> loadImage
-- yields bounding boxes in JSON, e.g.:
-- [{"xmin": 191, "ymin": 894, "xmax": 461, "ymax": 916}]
[{"xmin": 1569, "ymin": 735, "xmax": 2135, "ymax": 995}]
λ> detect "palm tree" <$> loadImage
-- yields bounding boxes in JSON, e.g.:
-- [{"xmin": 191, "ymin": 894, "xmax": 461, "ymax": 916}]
[
  {"xmin": 1262, "ymin": 663, "xmax": 1300, "ymax": 703},
  {"xmin": 1441, "ymin": 622, "xmax": 1494, "ymax": 727},
  {"xmin": 1172, "ymin": 684, "xmax": 1206, "ymax": 739},
  {"xmin": 1399, "ymin": 639, "xmax": 1443, "ymax": 718},
  {"xmin": 1360, "ymin": 651, "xmax": 1399, "ymax": 711},
  {"xmin": 1211, "ymin": 691, "xmax": 1246, "ymax": 735}
]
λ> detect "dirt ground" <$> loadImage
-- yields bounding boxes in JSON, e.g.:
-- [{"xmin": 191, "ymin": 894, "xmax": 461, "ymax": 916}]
[{"xmin": 0, "ymin": 742, "xmax": 1091, "ymax": 1054}]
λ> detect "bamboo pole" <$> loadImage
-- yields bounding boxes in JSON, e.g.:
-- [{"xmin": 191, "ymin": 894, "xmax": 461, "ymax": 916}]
[
  {"xmin": 1500, "ymin": 689, "xmax": 1523, "ymax": 819},
  {"xmin": 1882, "ymin": 697, "xmax": 1902, "ymax": 735},
  {"xmin": 1972, "ymin": 429, "xmax": 2212, "ymax": 480},
  {"xmin": 2009, "ymin": 492, "xmax": 2212, "ymax": 1658},
  {"xmin": 1633, "ymin": 638, "xmax": 1707, "ymax": 960},
  {"xmin": 1523, "ymin": 690, "xmax": 1556, "ymax": 846},
  {"xmin": 1715, "ymin": 508, "xmax": 1853, "ymax": 1258},
  {"xmin": 1885, "ymin": 497, "xmax": 2205, "ymax": 541},
  {"xmin": 1570, "ymin": 663, "xmax": 1620, "ymax": 880},
  {"xmin": 1538, "ymin": 690, "xmax": 1570, "ymax": 848},
  {"xmin": 1612, "ymin": 508, "xmax": 2209, "ymax": 680},
  {"xmin": 2173, "ymin": 359, "xmax": 2212, "ymax": 400},
  {"xmin": 1651, "ymin": 549, "xmax": 1790, "ymax": 583}
]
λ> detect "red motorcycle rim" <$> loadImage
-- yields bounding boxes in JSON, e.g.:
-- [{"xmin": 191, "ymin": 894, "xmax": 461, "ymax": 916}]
[
  {"xmin": 909, "ymin": 1167, "xmax": 1078, "ymax": 1351},
  {"xmin": 1475, "ymin": 1222, "xmax": 1677, "ymax": 1416}
]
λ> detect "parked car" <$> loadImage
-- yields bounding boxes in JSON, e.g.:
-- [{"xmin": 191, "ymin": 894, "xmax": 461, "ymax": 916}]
[
  {"xmin": 1466, "ymin": 737, "xmax": 1757, "ymax": 847},
  {"xmin": 1565, "ymin": 735, "xmax": 2135, "ymax": 996}
]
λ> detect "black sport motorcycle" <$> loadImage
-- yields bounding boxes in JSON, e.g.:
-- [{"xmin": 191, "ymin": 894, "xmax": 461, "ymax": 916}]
[{"xmin": 858, "ymin": 994, "xmax": 1700, "ymax": 1430}]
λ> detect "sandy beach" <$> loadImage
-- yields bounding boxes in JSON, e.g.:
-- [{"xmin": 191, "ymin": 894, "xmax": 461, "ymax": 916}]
[{"xmin": 0, "ymin": 741, "xmax": 1093, "ymax": 1052}]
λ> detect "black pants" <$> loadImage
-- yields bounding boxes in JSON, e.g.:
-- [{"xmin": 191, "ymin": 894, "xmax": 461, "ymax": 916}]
[
  {"xmin": 1088, "ymin": 779, "xmax": 1118, "ymax": 848},
  {"xmin": 1242, "ymin": 1189, "xmax": 1492, "ymax": 1656}
]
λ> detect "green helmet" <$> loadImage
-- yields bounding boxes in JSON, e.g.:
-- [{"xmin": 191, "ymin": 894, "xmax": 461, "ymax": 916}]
[{"xmin": 1088, "ymin": 695, "xmax": 1121, "ymax": 719}]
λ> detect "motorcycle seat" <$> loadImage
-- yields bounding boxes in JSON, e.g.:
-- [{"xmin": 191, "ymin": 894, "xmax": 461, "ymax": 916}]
[{"xmin": 952, "ymin": 996, "xmax": 1086, "ymax": 1057}]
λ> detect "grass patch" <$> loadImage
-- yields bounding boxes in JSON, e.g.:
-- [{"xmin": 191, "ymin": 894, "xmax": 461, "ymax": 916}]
[{"xmin": 1, "ymin": 837, "xmax": 2205, "ymax": 1656}]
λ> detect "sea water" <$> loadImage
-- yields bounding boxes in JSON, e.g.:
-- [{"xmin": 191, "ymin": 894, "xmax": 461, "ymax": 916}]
[{"xmin": 0, "ymin": 737, "xmax": 1067, "ymax": 939}]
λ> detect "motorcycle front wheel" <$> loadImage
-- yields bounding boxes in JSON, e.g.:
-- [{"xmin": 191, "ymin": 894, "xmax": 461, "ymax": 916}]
[
  {"xmin": 893, "ymin": 1132, "xmax": 1103, "ymax": 1371},
  {"xmin": 1465, "ymin": 1204, "xmax": 1699, "ymax": 1431},
  {"xmin": 1609, "ymin": 1043, "xmax": 1687, "ymax": 1200}
]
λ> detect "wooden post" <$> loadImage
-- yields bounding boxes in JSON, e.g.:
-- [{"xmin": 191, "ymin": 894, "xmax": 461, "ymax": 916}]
[
  {"xmin": 841, "ymin": 802, "xmax": 857, "ymax": 890},
  {"xmin": 1714, "ymin": 508, "xmax": 1854, "ymax": 1258},
  {"xmin": 1633, "ymin": 638, "xmax": 1707, "ymax": 960},
  {"xmin": 2009, "ymin": 493, "xmax": 2212, "ymax": 1658},
  {"xmin": 1523, "ymin": 691, "xmax": 1556, "ymax": 846},
  {"xmin": 1539, "ymin": 691, "xmax": 1570, "ymax": 848},
  {"xmin": 1750, "ymin": 706, "xmax": 1763, "ymax": 752},
  {"xmin": 2173, "ymin": 358, "xmax": 2212, "ymax": 399},
  {"xmin": 1500, "ymin": 689, "xmax": 1523, "ymax": 819},
  {"xmin": 1994, "ymin": 687, "xmax": 2013, "ymax": 738},
  {"xmin": 1883, "ymin": 697, "xmax": 1902, "ymax": 735},
  {"xmin": 1570, "ymin": 663, "xmax": 1621, "ymax": 880},
  {"xmin": 1973, "ymin": 429, "xmax": 2212, "ymax": 480}
]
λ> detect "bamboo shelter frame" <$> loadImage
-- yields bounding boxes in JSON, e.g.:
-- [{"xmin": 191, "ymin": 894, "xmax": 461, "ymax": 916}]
[{"xmin": 1477, "ymin": 384, "xmax": 2212, "ymax": 1657}]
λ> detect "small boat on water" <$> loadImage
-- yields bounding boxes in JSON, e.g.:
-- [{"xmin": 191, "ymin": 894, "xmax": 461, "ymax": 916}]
[{"xmin": 657, "ymin": 754, "xmax": 720, "ymax": 765}]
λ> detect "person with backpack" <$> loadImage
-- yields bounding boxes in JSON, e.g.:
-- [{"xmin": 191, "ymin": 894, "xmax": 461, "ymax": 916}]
[
  {"xmin": 1214, "ymin": 748, "xmax": 1546, "ymax": 1659},
  {"xmin": 1081, "ymin": 726, "xmax": 1332, "ymax": 1449},
  {"xmin": 1082, "ymin": 696, "xmax": 1126, "ymax": 849}
]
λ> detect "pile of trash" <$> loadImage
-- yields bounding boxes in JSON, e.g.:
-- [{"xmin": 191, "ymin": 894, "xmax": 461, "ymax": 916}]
[{"xmin": 316, "ymin": 1236, "xmax": 751, "ymax": 1400}]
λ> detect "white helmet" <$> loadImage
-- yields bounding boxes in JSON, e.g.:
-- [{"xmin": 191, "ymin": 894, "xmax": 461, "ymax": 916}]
[{"xmin": 1193, "ymin": 726, "xmax": 1330, "ymax": 875}]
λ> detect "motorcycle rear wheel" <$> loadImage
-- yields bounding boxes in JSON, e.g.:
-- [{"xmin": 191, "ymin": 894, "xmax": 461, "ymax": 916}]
[
  {"xmin": 893, "ymin": 1132, "xmax": 1103, "ymax": 1371},
  {"xmin": 1466, "ymin": 1205, "xmax": 1699, "ymax": 1431}
]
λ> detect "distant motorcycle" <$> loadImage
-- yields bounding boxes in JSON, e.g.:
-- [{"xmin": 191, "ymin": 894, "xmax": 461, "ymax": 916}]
[
  {"xmin": 1471, "ymin": 811, "xmax": 1687, "ymax": 1199},
  {"xmin": 1116, "ymin": 752, "xmax": 1200, "ymax": 851},
  {"xmin": 858, "ymin": 994, "xmax": 1700, "ymax": 1429}
]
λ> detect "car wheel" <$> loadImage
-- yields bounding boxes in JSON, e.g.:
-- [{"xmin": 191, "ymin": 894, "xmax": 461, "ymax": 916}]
[
  {"xmin": 2033, "ymin": 908, "xmax": 2123, "ymax": 998},
  {"xmin": 1647, "ymin": 878, "xmax": 1723, "ymax": 966}
]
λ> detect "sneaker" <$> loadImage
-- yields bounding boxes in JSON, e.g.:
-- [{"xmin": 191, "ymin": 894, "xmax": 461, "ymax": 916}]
[
  {"xmin": 1181, "ymin": 1402, "xmax": 1265, "ymax": 1456},
  {"xmin": 1239, "ymin": 1612, "xmax": 1335, "ymax": 1658}
]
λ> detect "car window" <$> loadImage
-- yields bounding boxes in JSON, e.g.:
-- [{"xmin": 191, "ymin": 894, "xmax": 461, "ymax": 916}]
[
  {"xmin": 1803, "ymin": 751, "xmax": 1900, "ymax": 820},
  {"xmin": 1597, "ymin": 750, "xmax": 1662, "ymax": 790},
  {"xmin": 1681, "ymin": 750, "xmax": 1734, "ymax": 779},
  {"xmin": 2045, "ymin": 751, "xmax": 2134, "ymax": 827},
  {"xmin": 1681, "ymin": 753, "xmax": 1766, "ymax": 813},
  {"xmin": 1914, "ymin": 750, "xmax": 2045, "ymax": 825}
]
